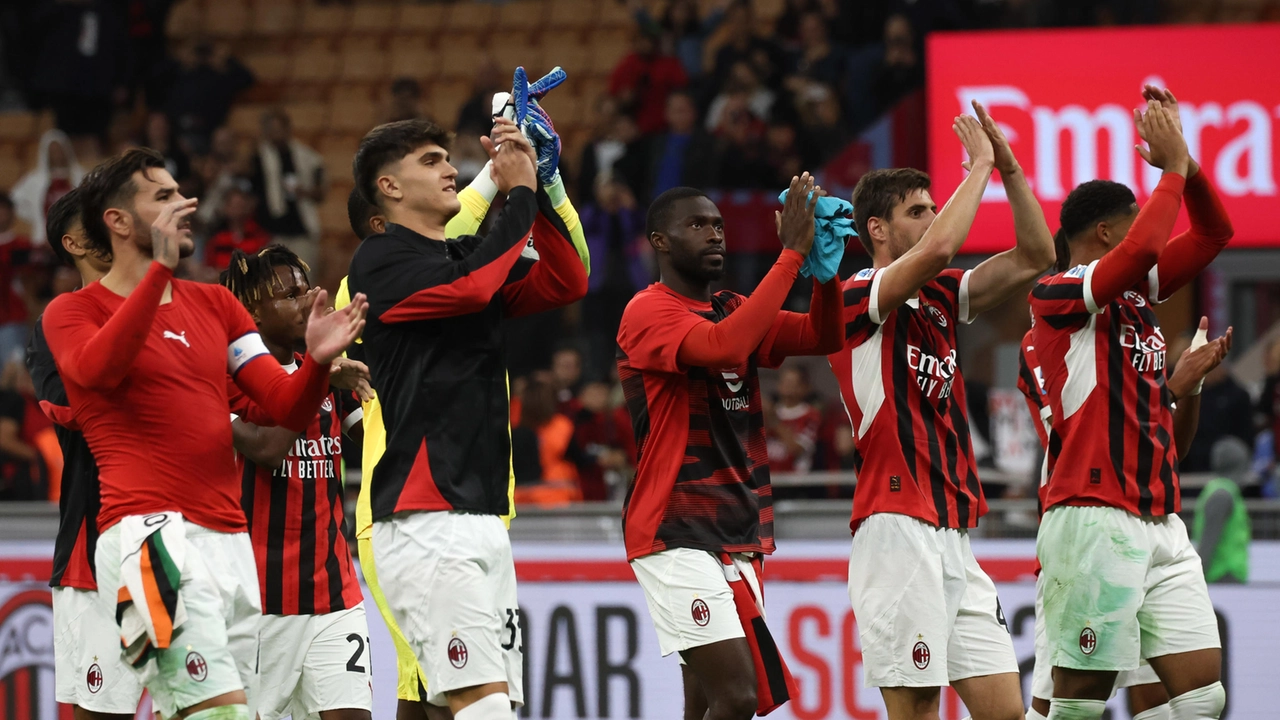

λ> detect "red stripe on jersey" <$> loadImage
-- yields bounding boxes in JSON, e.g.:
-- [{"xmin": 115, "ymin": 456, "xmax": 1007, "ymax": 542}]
[
  {"xmin": 1017, "ymin": 331, "xmax": 1050, "ymax": 449},
  {"xmin": 829, "ymin": 268, "xmax": 985, "ymax": 532},
  {"xmin": 58, "ymin": 520, "xmax": 96, "ymax": 590},
  {"xmin": 394, "ymin": 439, "xmax": 454, "ymax": 513},
  {"xmin": 1031, "ymin": 268, "xmax": 1178, "ymax": 516}
]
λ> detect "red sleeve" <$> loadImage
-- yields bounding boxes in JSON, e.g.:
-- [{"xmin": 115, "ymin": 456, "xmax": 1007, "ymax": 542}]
[
  {"xmin": 1149, "ymin": 170, "xmax": 1233, "ymax": 302},
  {"xmin": 756, "ymin": 277, "xmax": 844, "ymax": 367},
  {"xmin": 1087, "ymin": 172, "xmax": 1184, "ymax": 310},
  {"xmin": 676, "ymin": 250, "xmax": 805, "ymax": 368},
  {"xmin": 616, "ymin": 290, "xmax": 709, "ymax": 374},
  {"xmin": 227, "ymin": 380, "xmax": 278, "ymax": 427},
  {"xmin": 500, "ymin": 189, "xmax": 589, "ymax": 318},
  {"xmin": 42, "ymin": 262, "xmax": 172, "ymax": 391}
]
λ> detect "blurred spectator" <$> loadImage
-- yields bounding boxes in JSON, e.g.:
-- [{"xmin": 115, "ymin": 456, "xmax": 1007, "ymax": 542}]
[
  {"xmin": 204, "ymin": 180, "xmax": 270, "ymax": 271},
  {"xmin": 767, "ymin": 365, "xmax": 821, "ymax": 474},
  {"xmin": 251, "ymin": 109, "xmax": 324, "ymax": 271},
  {"xmin": 550, "ymin": 346, "xmax": 584, "ymax": 412},
  {"xmin": 572, "ymin": 380, "xmax": 636, "ymax": 501},
  {"xmin": 576, "ymin": 97, "xmax": 638, "ymax": 200},
  {"xmin": 817, "ymin": 405, "xmax": 857, "ymax": 471},
  {"xmin": 1194, "ymin": 437, "xmax": 1253, "ymax": 584},
  {"xmin": 647, "ymin": 0, "xmax": 728, "ymax": 80},
  {"xmin": 1183, "ymin": 362, "xmax": 1255, "ymax": 473},
  {"xmin": 779, "ymin": 0, "xmax": 880, "ymax": 48},
  {"xmin": 710, "ymin": 93, "xmax": 771, "ymax": 189},
  {"xmin": 615, "ymin": 90, "xmax": 717, "ymax": 205},
  {"xmin": 764, "ymin": 116, "xmax": 805, "ymax": 187},
  {"xmin": 512, "ymin": 379, "xmax": 582, "ymax": 506},
  {"xmin": 144, "ymin": 111, "xmax": 190, "ymax": 182},
  {"xmin": 0, "ymin": 359, "xmax": 51, "ymax": 501},
  {"xmin": 870, "ymin": 14, "xmax": 925, "ymax": 117},
  {"xmin": 28, "ymin": 0, "xmax": 129, "ymax": 151},
  {"xmin": 705, "ymin": 61, "xmax": 775, "ymax": 131},
  {"xmin": 125, "ymin": 0, "xmax": 177, "ymax": 107},
  {"xmin": 1258, "ymin": 338, "xmax": 1280, "ymax": 461},
  {"xmin": 160, "ymin": 40, "xmax": 254, "ymax": 143},
  {"xmin": 796, "ymin": 82, "xmax": 852, "ymax": 164},
  {"xmin": 0, "ymin": 195, "xmax": 32, "ymax": 362},
  {"xmin": 193, "ymin": 126, "xmax": 245, "ymax": 230},
  {"xmin": 787, "ymin": 12, "xmax": 848, "ymax": 89},
  {"xmin": 455, "ymin": 59, "xmax": 504, "ymax": 135},
  {"xmin": 608, "ymin": 25, "xmax": 689, "ymax": 135},
  {"xmin": 12, "ymin": 129, "xmax": 84, "ymax": 245},
  {"xmin": 579, "ymin": 176, "xmax": 648, "ymax": 378},
  {"xmin": 385, "ymin": 77, "xmax": 424, "ymax": 123},
  {"xmin": 710, "ymin": 1, "xmax": 785, "ymax": 92}
]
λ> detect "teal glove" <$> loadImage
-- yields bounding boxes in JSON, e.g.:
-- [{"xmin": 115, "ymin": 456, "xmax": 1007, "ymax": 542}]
[{"xmin": 778, "ymin": 189, "xmax": 855, "ymax": 283}]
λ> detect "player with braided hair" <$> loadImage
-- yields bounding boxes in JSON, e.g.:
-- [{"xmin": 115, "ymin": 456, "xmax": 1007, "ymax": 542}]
[{"xmin": 220, "ymin": 244, "xmax": 375, "ymax": 720}]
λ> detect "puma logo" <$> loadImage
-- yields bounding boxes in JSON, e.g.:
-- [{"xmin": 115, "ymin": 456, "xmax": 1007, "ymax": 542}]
[{"xmin": 163, "ymin": 330, "xmax": 190, "ymax": 348}]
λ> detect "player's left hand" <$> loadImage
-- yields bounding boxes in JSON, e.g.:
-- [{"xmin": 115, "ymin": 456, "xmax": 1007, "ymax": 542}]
[
  {"xmin": 329, "ymin": 357, "xmax": 374, "ymax": 402},
  {"xmin": 511, "ymin": 66, "xmax": 566, "ymax": 185},
  {"xmin": 1142, "ymin": 84, "xmax": 1200, "ymax": 175},
  {"xmin": 972, "ymin": 100, "xmax": 1020, "ymax": 176},
  {"xmin": 305, "ymin": 290, "xmax": 367, "ymax": 366},
  {"xmin": 1167, "ymin": 317, "xmax": 1232, "ymax": 400}
]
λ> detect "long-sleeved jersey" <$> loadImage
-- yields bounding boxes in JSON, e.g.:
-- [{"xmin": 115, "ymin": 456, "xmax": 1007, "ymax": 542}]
[{"xmin": 347, "ymin": 185, "xmax": 588, "ymax": 521}]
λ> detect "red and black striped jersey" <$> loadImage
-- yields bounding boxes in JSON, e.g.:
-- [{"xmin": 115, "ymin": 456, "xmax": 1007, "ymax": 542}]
[
  {"xmin": 26, "ymin": 316, "xmax": 99, "ymax": 590},
  {"xmin": 829, "ymin": 267, "xmax": 985, "ymax": 531},
  {"xmin": 346, "ymin": 186, "xmax": 587, "ymax": 521},
  {"xmin": 1017, "ymin": 329, "xmax": 1051, "ymax": 449},
  {"xmin": 235, "ymin": 360, "xmax": 364, "ymax": 615},
  {"xmin": 1030, "ymin": 262, "xmax": 1179, "ymax": 517},
  {"xmin": 616, "ymin": 285, "xmax": 788, "ymax": 561}
]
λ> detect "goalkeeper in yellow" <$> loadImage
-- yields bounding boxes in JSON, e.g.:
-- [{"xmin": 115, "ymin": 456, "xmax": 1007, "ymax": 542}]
[{"xmin": 335, "ymin": 69, "xmax": 588, "ymax": 720}]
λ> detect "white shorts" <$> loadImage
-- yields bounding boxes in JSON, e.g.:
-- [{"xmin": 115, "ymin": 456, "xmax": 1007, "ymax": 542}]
[
  {"xmin": 1038, "ymin": 506, "xmax": 1220, "ymax": 673},
  {"xmin": 95, "ymin": 519, "xmax": 263, "ymax": 718},
  {"xmin": 372, "ymin": 511, "xmax": 523, "ymax": 708},
  {"xmin": 630, "ymin": 549, "xmax": 754, "ymax": 658},
  {"xmin": 849, "ymin": 513, "xmax": 1018, "ymax": 688},
  {"xmin": 1030, "ymin": 574, "xmax": 1160, "ymax": 701},
  {"xmin": 257, "ymin": 603, "xmax": 373, "ymax": 720},
  {"xmin": 53, "ymin": 586, "xmax": 145, "ymax": 713}
]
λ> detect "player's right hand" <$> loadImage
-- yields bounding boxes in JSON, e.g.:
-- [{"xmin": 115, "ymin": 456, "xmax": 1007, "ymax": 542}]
[
  {"xmin": 776, "ymin": 172, "xmax": 819, "ymax": 258},
  {"xmin": 1167, "ymin": 317, "xmax": 1232, "ymax": 400},
  {"xmin": 150, "ymin": 197, "xmax": 198, "ymax": 270},
  {"xmin": 305, "ymin": 291, "xmax": 368, "ymax": 366},
  {"xmin": 972, "ymin": 100, "xmax": 1018, "ymax": 176},
  {"xmin": 1135, "ymin": 100, "xmax": 1190, "ymax": 175},
  {"xmin": 482, "ymin": 118, "xmax": 537, "ymax": 194},
  {"xmin": 954, "ymin": 113, "xmax": 994, "ymax": 172}
]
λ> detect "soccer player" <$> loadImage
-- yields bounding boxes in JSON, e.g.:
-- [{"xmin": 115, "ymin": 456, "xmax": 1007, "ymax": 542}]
[
  {"xmin": 220, "ymin": 244, "xmax": 372, "ymax": 720},
  {"xmin": 347, "ymin": 118, "xmax": 587, "ymax": 720},
  {"xmin": 29, "ymin": 188, "xmax": 144, "ymax": 719},
  {"xmin": 41, "ymin": 148, "xmax": 368, "ymax": 720},
  {"xmin": 1030, "ymin": 88, "xmax": 1233, "ymax": 720},
  {"xmin": 829, "ymin": 106, "xmax": 1055, "ymax": 720},
  {"xmin": 617, "ymin": 176, "xmax": 844, "ymax": 720}
]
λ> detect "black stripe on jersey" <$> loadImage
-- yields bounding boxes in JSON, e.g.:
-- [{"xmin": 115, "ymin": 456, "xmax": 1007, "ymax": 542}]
[
  {"xmin": 618, "ymin": 352, "xmax": 651, "ymax": 460},
  {"xmin": 1154, "ymin": 421, "xmax": 1177, "ymax": 514},
  {"xmin": 1032, "ymin": 281, "xmax": 1083, "ymax": 301},
  {"xmin": 319, "ymin": 404, "xmax": 346, "ymax": 611},
  {"xmin": 920, "ymin": 284, "xmax": 954, "ymax": 318},
  {"xmin": 843, "ymin": 285, "xmax": 870, "ymax": 307},
  {"xmin": 266, "ymin": 463, "xmax": 288, "ymax": 614},
  {"xmin": 1042, "ymin": 312, "xmax": 1093, "ymax": 330},
  {"xmin": 1107, "ymin": 310, "xmax": 1128, "ymax": 496},
  {"xmin": 298, "ymin": 439, "xmax": 318, "ymax": 615},
  {"xmin": 916, "ymin": 377, "xmax": 950, "ymax": 527},
  {"xmin": 844, "ymin": 315, "xmax": 873, "ymax": 342},
  {"xmin": 1134, "ymin": 364, "xmax": 1155, "ymax": 516},
  {"xmin": 946, "ymin": 414, "xmax": 968, "ymax": 527},
  {"xmin": 241, "ymin": 454, "xmax": 256, "ymax": 541},
  {"xmin": 891, "ymin": 316, "xmax": 919, "ymax": 486},
  {"xmin": 1018, "ymin": 352, "xmax": 1042, "ymax": 407},
  {"xmin": 947, "ymin": 396, "xmax": 979, "ymax": 526}
]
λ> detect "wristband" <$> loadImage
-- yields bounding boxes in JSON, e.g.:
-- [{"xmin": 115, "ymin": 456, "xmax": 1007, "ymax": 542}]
[{"xmin": 1189, "ymin": 325, "xmax": 1208, "ymax": 396}]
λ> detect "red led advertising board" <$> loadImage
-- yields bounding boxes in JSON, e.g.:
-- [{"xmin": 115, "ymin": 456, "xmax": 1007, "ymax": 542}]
[{"xmin": 926, "ymin": 25, "xmax": 1280, "ymax": 253}]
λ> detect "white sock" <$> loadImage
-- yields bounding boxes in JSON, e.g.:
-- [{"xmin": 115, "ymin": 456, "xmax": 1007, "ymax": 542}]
[
  {"xmin": 1168, "ymin": 682, "xmax": 1225, "ymax": 720},
  {"xmin": 454, "ymin": 692, "xmax": 512, "ymax": 720},
  {"xmin": 1046, "ymin": 698, "xmax": 1106, "ymax": 720},
  {"xmin": 1133, "ymin": 704, "xmax": 1173, "ymax": 720},
  {"xmin": 1027, "ymin": 706, "xmax": 1050, "ymax": 720}
]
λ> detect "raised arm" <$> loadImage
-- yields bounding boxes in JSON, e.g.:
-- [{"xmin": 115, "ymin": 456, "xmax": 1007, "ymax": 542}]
[
  {"xmin": 756, "ymin": 277, "xmax": 844, "ymax": 365},
  {"xmin": 873, "ymin": 115, "xmax": 993, "ymax": 318},
  {"xmin": 964, "ymin": 101, "xmax": 1056, "ymax": 317},
  {"xmin": 499, "ymin": 185, "xmax": 588, "ymax": 318}
]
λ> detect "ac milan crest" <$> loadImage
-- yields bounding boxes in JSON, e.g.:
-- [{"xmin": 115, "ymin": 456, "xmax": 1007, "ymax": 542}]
[
  {"xmin": 448, "ymin": 638, "xmax": 469, "ymax": 668},
  {"xmin": 321, "ymin": 398, "xmax": 334, "ymax": 412},
  {"xmin": 86, "ymin": 663, "xmax": 103, "ymax": 693},
  {"xmin": 1079, "ymin": 627, "xmax": 1097, "ymax": 655},
  {"xmin": 924, "ymin": 303, "xmax": 948, "ymax": 328},
  {"xmin": 691, "ymin": 599, "xmax": 711, "ymax": 627},
  {"xmin": 186, "ymin": 651, "xmax": 208, "ymax": 681},
  {"xmin": 912, "ymin": 641, "xmax": 931, "ymax": 669}
]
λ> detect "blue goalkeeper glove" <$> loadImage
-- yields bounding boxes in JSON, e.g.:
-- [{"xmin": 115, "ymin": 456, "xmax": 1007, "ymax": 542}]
[{"xmin": 493, "ymin": 67, "xmax": 567, "ymax": 186}]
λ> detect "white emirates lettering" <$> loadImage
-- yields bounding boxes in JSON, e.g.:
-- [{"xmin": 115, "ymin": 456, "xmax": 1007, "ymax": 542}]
[
  {"xmin": 1119, "ymin": 324, "xmax": 1167, "ymax": 374},
  {"xmin": 906, "ymin": 345, "xmax": 957, "ymax": 400}
]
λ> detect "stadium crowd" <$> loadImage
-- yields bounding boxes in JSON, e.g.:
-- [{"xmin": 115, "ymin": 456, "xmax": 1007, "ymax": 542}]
[{"xmin": 2, "ymin": 0, "xmax": 1280, "ymax": 508}]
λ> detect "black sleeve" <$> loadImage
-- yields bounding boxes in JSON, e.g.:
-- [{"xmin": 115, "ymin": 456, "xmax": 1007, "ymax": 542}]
[{"xmin": 26, "ymin": 317, "xmax": 68, "ymax": 406}]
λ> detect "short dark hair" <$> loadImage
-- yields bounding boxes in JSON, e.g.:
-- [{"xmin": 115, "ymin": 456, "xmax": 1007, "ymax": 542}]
[
  {"xmin": 851, "ymin": 168, "xmax": 932, "ymax": 254},
  {"xmin": 353, "ymin": 119, "xmax": 452, "ymax": 208},
  {"xmin": 346, "ymin": 187, "xmax": 381, "ymax": 240},
  {"xmin": 219, "ymin": 243, "xmax": 311, "ymax": 311},
  {"xmin": 645, "ymin": 186, "xmax": 709, "ymax": 238},
  {"xmin": 46, "ymin": 187, "xmax": 85, "ymax": 267},
  {"xmin": 1058, "ymin": 179, "xmax": 1137, "ymax": 243},
  {"xmin": 79, "ymin": 148, "xmax": 167, "ymax": 256}
]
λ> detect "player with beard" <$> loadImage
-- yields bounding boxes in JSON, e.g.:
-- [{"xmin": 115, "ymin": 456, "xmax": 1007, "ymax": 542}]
[
  {"xmin": 41, "ymin": 148, "xmax": 368, "ymax": 720},
  {"xmin": 828, "ymin": 107, "xmax": 1055, "ymax": 720},
  {"xmin": 29, "ymin": 188, "xmax": 145, "ymax": 719},
  {"xmin": 1030, "ymin": 89, "xmax": 1233, "ymax": 720},
  {"xmin": 617, "ymin": 176, "xmax": 844, "ymax": 720}
]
